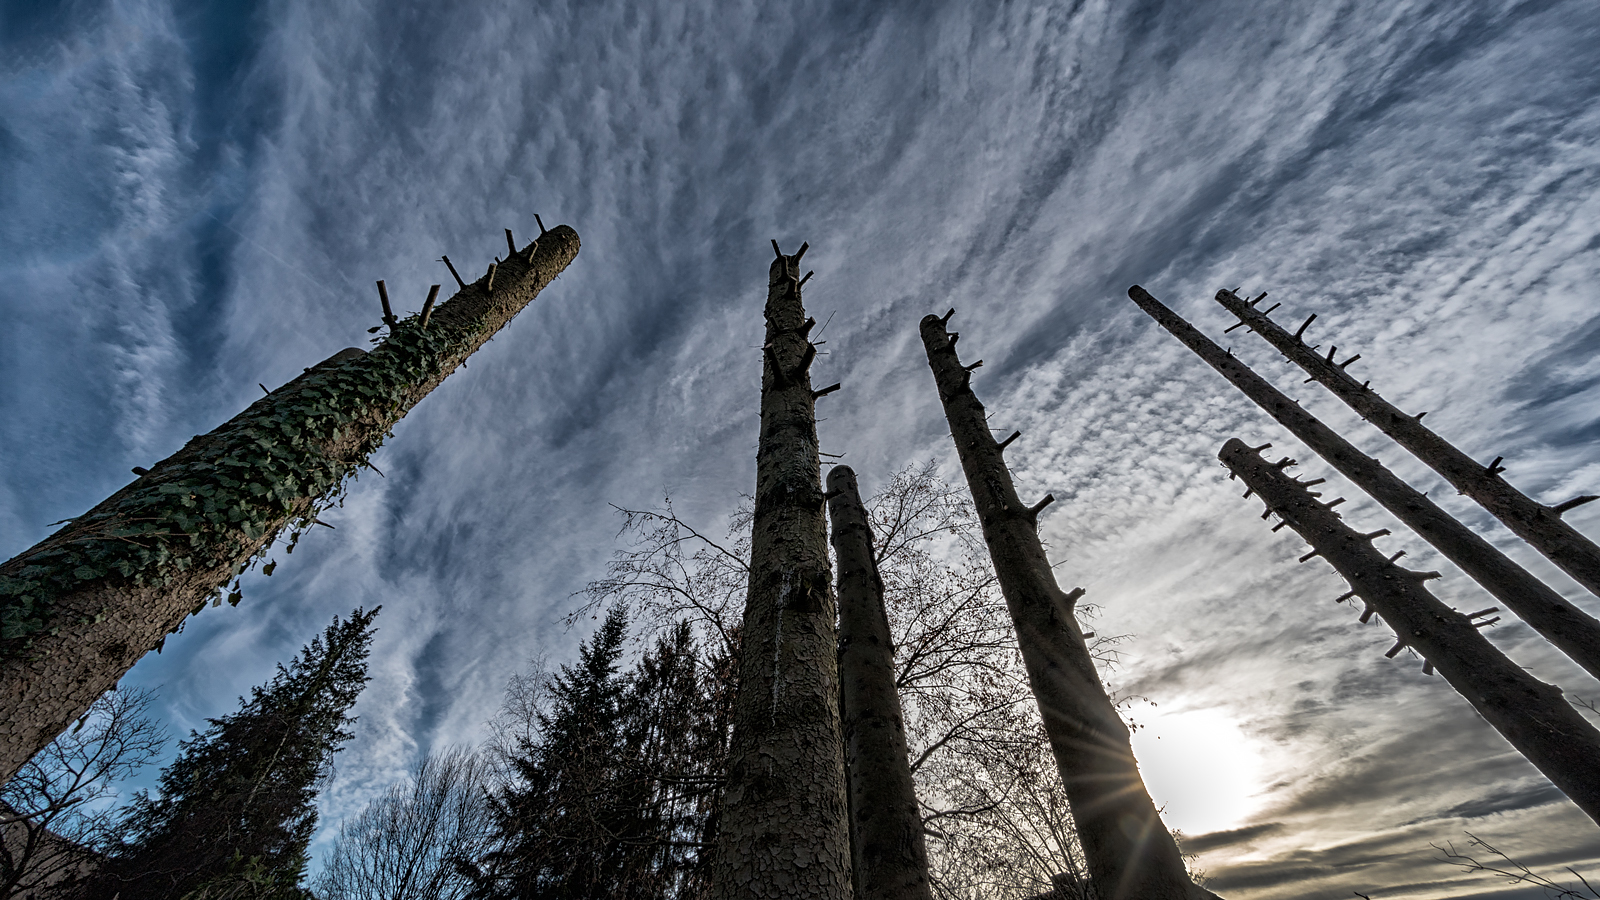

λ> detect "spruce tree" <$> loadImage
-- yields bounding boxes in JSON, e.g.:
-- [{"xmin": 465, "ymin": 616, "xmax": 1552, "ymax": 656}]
[
  {"xmin": 88, "ymin": 607, "xmax": 379, "ymax": 900},
  {"xmin": 474, "ymin": 608, "xmax": 636, "ymax": 899},
  {"xmin": 616, "ymin": 621, "xmax": 728, "ymax": 899},
  {"xmin": 473, "ymin": 612, "xmax": 731, "ymax": 900}
]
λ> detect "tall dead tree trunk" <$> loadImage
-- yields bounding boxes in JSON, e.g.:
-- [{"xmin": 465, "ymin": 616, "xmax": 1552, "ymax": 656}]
[
  {"xmin": 1129, "ymin": 285, "xmax": 1600, "ymax": 683},
  {"xmin": 1213, "ymin": 287, "xmax": 1600, "ymax": 598},
  {"xmin": 826, "ymin": 465, "xmax": 933, "ymax": 900},
  {"xmin": 918, "ymin": 312, "xmax": 1213, "ymax": 900},
  {"xmin": 0, "ymin": 225, "xmax": 580, "ymax": 786},
  {"xmin": 1219, "ymin": 438, "xmax": 1600, "ymax": 827},
  {"xmin": 708, "ymin": 242, "xmax": 852, "ymax": 900}
]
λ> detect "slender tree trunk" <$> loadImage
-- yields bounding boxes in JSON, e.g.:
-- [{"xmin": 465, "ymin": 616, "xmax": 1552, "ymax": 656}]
[
  {"xmin": 1213, "ymin": 287, "xmax": 1600, "ymax": 598},
  {"xmin": 0, "ymin": 226, "xmax": 580, "ymax": 786},
  {"xmin": 1129, "ymin": 285, "xmax": 1600, "ymax": 682},
  {"xmin": 1219, "ymin": 438, "xmax": 1600, "ymax": 827},
  {"xmin": 918, "ymin": 313, "xmax": 1212, "ymax": 900},
  {"xmin": 709, "ymin": 243, "xmax": 852, "ymax": 900},
  {"xmin": 827, "ymin": 465, "xmax": 933, "ymax": 900}
]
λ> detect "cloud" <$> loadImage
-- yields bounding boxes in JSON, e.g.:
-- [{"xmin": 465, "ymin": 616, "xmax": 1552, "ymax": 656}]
[
  {"xmin": 1425, "ymin": 783, "xmax": 1567, "ymax": 823},
  {"xmin": 4, "ymin": 0, "xmax": 1600, "ymax": 890},
  {"xmin": 1180, "ymin": 821, "xmax": 1287, "ymax": 855}
]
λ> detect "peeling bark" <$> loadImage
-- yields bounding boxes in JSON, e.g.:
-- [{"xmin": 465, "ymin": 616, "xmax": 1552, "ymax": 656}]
[
  {"xmin": 918, "ymin": 314, "xmax": 1213, "ymax": 900},
  {"xmin": 1214, "ymin": 287, "xmax": 1600, "ymax": 599},
  {"xmin": 1220, "ymin": 438, "xmax": 1600, "ymax": 828},
  {"xmin": 0, "ymin": 227, "xmax": 580, "ymax": 785},
  {"xmin": 1131, "ymin": 285, "xmax": 1600, "ymax": 682},
  {"xmin": 828, "ymin": 465, "xmax": 932, "ymax": 900},
  {"xmin": 709, "ymin": 246, "xmax": 852, "ymax": 900}
]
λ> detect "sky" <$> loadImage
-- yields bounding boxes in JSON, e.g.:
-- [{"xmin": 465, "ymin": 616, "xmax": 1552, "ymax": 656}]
[{"xmin": 3, "ymin": 0, "xmax": 1600, "ymax": 895}]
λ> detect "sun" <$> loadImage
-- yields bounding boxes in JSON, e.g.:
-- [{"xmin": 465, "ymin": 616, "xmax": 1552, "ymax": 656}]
[{"xmin": 1129, "ymin": 706, "xmax": 1265, "ymax": 836}]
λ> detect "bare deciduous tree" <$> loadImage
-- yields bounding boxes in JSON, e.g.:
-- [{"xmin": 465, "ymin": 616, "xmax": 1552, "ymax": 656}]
[
  {"xmin": 582, "ymin": 463, "xmax": 1143, "ymax": 899},
  {"xmin": 576, "ymin": 499, "xmax": 751, "ymax": 660},
  {"xmin": 316, "ymin": 748, "xmax": 495, "ymax": 900},
  {"xmin": 922, "ymin": 726, "xmax": 1093, "ymax": 900},
  {"xmin": 483, "ymin": 657, "xmax": 551, "ymax": 776},
  {"xmin": 1, "ymin": 688, "xmax": 166, "ymax": 899},
  {"xmin": 1435, "ymin": 832, "xmax": 1598, "ymax": 898}
]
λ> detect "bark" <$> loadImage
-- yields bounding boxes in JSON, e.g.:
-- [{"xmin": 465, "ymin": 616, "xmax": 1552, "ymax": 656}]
[
  {"xmin": 0, "ymin": 226, "xmax": 580, "ymax": 786},
  {"xmin": 918, "ymin": 314, "xmax": 1213, "ymax": 900},
  {"xmin": 1130, "ymin": 285, "xmax": 1600, "ymax": 682},
  {"xmin": 1213, "ymin": 287, "xmax": 1600, "ymax": 599},
  {"xmin": 709, "ymin": 244, "xmax": 852, "ymax": 900},
  {"xmin": 827, "ymin": 465, "xmax": 933, "ymax": 900},
  {"xmin": 1219, "ymin": 438, "xmax": 1600, "ymax": 828}
]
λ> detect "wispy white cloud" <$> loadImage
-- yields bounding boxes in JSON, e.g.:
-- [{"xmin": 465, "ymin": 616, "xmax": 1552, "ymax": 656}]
[
  {"xmin": 4, "ymin": 0, "xmax": 1600, "ymax": 892},
  {"xmin": 0, "ymin": 0, "xmax": 203, "ymax": 535}
]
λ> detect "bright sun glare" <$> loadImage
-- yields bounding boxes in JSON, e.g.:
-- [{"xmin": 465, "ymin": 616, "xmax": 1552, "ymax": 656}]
[{"xmin": 1129, "ymin": 707, "xmax": 1265, "ymax": 837}]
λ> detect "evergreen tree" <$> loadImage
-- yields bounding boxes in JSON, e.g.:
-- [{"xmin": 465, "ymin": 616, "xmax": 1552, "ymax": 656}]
[
  {"xmin": 472, "ymin": 608, "xmax": 634, "ymax": 899},
  {"xmin": 471, "ymin": 611, "xmax": 732, "ymax": 900},
  {"xmin": 614, "ymin": 621, "xmax": 729, "ymax": 899},
  {"xmin": 87, "ymin": 607, "xmax": 380, "ymax": 900}
]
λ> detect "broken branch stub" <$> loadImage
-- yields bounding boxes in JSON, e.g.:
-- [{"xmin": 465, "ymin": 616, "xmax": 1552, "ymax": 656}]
[
  {"xmin": 1214, "ymin": 287, "xmax": 1600, "ymax": 599},
  {"xmin": 919, "ymin": 313, "xmax": 1213, "ymax": 900},
  {"xmin": 0, "ymin": 226, "xmax": 581, "ymax": 786},
  {"xmin": 1130, "ymin": 285, "xmax": 1600, "ymax": 683},
  {"xmin": 1220, "ymin": 437, "xmax": 1600, "ymax": 827}
]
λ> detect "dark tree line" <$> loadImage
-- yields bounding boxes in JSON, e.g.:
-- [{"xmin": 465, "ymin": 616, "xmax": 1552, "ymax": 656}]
[
  {"xmin": 4, "ymin": 472, "xmax": 1187, "ymax": 900},
  {"xmin": 304, "ymin": 466, "xmax": 1111, "ymax": 900}
]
